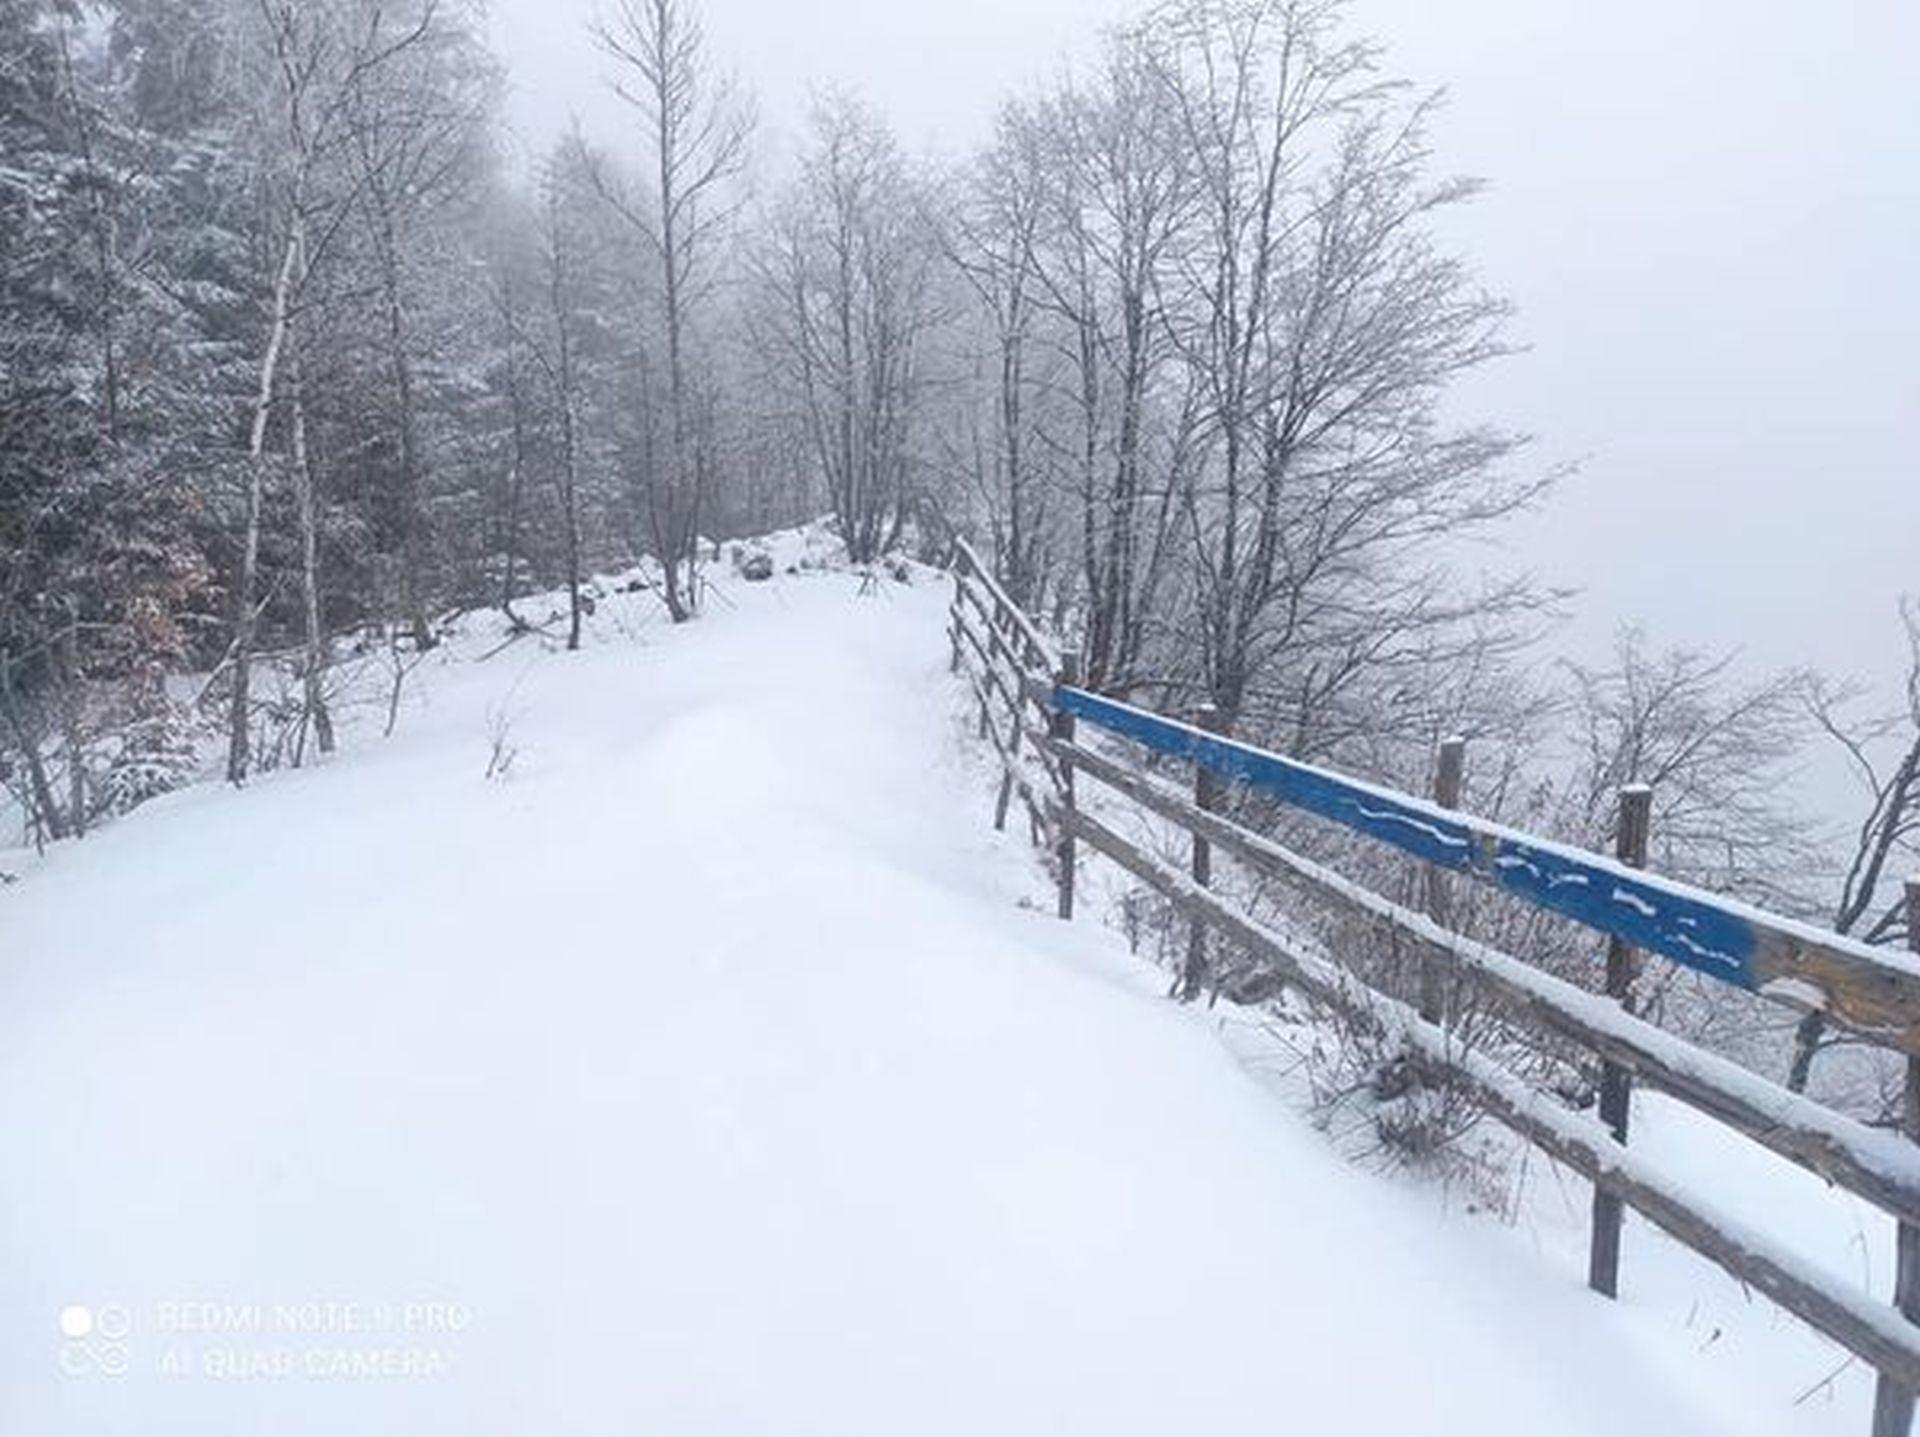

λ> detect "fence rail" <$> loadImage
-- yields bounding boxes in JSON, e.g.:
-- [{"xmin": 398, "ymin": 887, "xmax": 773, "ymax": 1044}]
[
  {"xmin": 1055, "ymin": 685, "xmax": 1920, "ymax": 1049},
  {"xmin": 946, "ymin": 540, "xmax": 1920, "ymax": 1436}
]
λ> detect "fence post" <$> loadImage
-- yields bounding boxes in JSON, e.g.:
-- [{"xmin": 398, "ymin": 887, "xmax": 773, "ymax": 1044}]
[
  {"xmin": 993, "ymin": 709, "xmax": 1016, "ymax": 834},
  {"xmin": 993, "ymin": 639, "xmax": 1038, "ymax": 833},
  {"xmin": 1588, "ymin": 782, "xmax": 1653, "ymax": 1299},
  {"xmin": 975, "ymin": 605, "xmax": 990, "ymax": 735},
  {"xmin": 948, "ymin": 562, "xmax": 964, "ymax": 675},
  {"xmin": 1419, "ymin": 736, "xmax": 1467, "ymax": 1023},
  {"xmin": 1051, "ymin": 652, "xmax": 1081, "ymax": 920},
  {"xmin": 1180, "ymin": 704, "xmax": 1223, "ymax": 1002},
  {"xmin": 1872, "ymin": 875, "xmax": 1920, "ymax": 1437},
  {"xmin": 1020, "ymin": 640, "xmax": 1045, "ymax": 849}
]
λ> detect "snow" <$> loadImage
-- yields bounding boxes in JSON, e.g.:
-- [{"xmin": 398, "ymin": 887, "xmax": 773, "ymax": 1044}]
[
  {"xmin": 0, "ymin": 539, "xmax": 1874, "ymax": 1433},
  {"xmin": 1356, "ymin": 800, "xmax": 1476, "ymax": 851}
]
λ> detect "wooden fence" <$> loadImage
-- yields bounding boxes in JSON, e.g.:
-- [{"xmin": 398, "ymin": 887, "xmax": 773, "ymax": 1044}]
[{"xmin": 946, "ymin": 537, "xmax": 1920, "ymax": 1437}]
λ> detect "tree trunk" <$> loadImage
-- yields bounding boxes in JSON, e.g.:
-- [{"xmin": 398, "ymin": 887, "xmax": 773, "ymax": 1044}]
[
  {"xmin": 0, "ymin": 653, "xmax": 66, "ymax": 842},
  {"xmin": 498, "ymin": 289, "xmax": 528, "ymax": 619},
  {"xmin": 371, "ymin": 187, "xmax": 433, "ymax": 650},
  {"xmin": 228, "ymin": 223, "xmax": 303, "ymax": 784},
  {"xmin": 58, "ymin": 622, "xmax": 87, "ymax": 836},
  {"xmin": 288, "ymin": 225, "xmax": 333, "ymax": 759},
  {"xmin": 546, "ymin": 209, "xmax": 585, "ymax": 652}
]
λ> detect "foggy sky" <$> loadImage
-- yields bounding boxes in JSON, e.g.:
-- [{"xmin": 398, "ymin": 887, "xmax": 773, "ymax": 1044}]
[{"xmin": 488, "ymin": 0, "xmax": 1920, "ymax": 702}]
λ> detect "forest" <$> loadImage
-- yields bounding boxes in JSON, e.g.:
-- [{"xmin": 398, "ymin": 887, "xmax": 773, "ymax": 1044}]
[{"xmin": 2, "ymin": 0, "xmax": 1915, "ymax": 1111}]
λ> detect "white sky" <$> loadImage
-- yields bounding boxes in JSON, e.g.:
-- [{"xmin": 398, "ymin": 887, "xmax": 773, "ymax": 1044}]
[{"xmin": 489, "ymin": 0, "xmax": 1920, "ymax": 701}]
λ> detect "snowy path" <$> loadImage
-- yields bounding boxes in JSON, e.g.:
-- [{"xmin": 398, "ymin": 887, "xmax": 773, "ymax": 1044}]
[{"xmin": 1, "ymin": 563, "xmax": 1763, "ymax": 1433}]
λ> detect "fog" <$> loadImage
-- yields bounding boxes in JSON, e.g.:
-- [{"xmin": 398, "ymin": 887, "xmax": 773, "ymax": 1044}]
[{"xmin": 490, "ymin": 0, "xmax": 1919, "ymax": 694}]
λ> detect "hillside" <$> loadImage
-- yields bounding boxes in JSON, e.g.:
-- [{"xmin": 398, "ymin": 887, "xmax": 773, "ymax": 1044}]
[{"xmin": 0, "ymin": 547, "xmax": 1864, "ymax": 1433}]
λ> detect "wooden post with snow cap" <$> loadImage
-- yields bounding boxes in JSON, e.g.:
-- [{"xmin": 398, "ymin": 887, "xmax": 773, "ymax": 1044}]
[
  {"xmin": 948, "ymin": 558, "xmax": 963, "ymax": 675},
  {"xmin": 992, "ymin": 636, "xmax": 1039, "ymax": 835},
  {"xmin": 1873, "ymin": 875, "xmax": 1920, "ymax": 1437},
  {"xmin": 1588, "ymin": 783, "xmax": 1653, "ymax": 1299},
  {"xmin": 992, "ymin": 709, "xmax": 1018, "ymax": 834},
  {"xmin": 1052, "ymin": 652, "xmax": 1081, "ymax": 920},
  {"xmin": 1182, "ymin": 704, "xmax": 1223, "ymax": 1001},
  {"xmin": 1419, "ymin": 736, "xmax": 1467, "ymax": 1023},
  {"xmin": 983, "ymin": 594, "xmax": 1008, "ymax": 739}
]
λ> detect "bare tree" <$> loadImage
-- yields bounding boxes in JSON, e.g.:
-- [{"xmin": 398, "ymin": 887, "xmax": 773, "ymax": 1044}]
[
  {"xmin": 536, "ymin": 156, "xmax": 589, "ymax": 651},
  {"xmin": 285, "ymin": 241, "xmax": 335, "ymax": 761},
  {"xmin": 340, "ymin": 0, "xmax": 496, "ymax": 647},
  {"xmin": 941, "ymin": 100, "xmax": 1053, "ymax": 605},
  {"xmin": 1561, "ymin": 629, "xmax": 1819, "ymax": 910},
  {"xmin": 1487, "ymin": 630, "xmax": 1818, "ymax": 1072},
  {"xmin": 1148, "ymin": 0, "xmax": 1540, "ymax": 732},
  {"xmin": 226, "ymin": 0, "xmax": 435, "ymax": 783},
  {"xmin": 757, "ymin": 95, "xmax": 936, "ymax": 564},
  {"xmin": 488, "ymin": 255, "xmax": 534, "ymax": 623},
  {"xmin": 1027, "ymin": 29, "xmax": 1197, "ymax": 693},
  {"xmin": 1789, "ymin": 600, "xmax": 1920, "ymax": 1093},
  {"xmin": 592, "ymin": 0, "xmax": 751, "ymax": 620}
]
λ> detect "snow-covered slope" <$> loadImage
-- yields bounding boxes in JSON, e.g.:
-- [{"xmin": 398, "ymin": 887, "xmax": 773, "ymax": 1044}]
[{"xmin": 0, "ymin": 550, "xmax": 1844, "ymax": 1433}]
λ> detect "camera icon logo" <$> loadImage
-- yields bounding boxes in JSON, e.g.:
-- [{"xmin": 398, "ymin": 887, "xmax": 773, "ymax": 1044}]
[{"xmin": 58, "ymin": 1304, "xmax": 131, "ymax": 1377}]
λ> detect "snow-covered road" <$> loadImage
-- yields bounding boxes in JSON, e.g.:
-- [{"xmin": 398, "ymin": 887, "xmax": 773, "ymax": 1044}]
[{"xmin": 0, "ymin": 555, "xmax": 1779, "ymax": 1433}]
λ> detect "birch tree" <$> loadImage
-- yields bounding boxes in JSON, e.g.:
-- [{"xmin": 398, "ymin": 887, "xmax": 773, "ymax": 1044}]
[{"xmin": 225, "ymin": 0, "xmax": 435, "ymax": 782}]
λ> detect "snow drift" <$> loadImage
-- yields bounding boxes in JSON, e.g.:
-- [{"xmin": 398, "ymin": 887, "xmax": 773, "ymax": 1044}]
[{"xmin": 0, "ymin": 544, "xmax": 1871, "ymax": 1432}]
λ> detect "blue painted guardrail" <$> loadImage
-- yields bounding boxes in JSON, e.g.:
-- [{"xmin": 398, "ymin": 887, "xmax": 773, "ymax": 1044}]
[{"xmin": 1052, "ymin": 684, "xmax": 1920, "ymax": 1042}]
